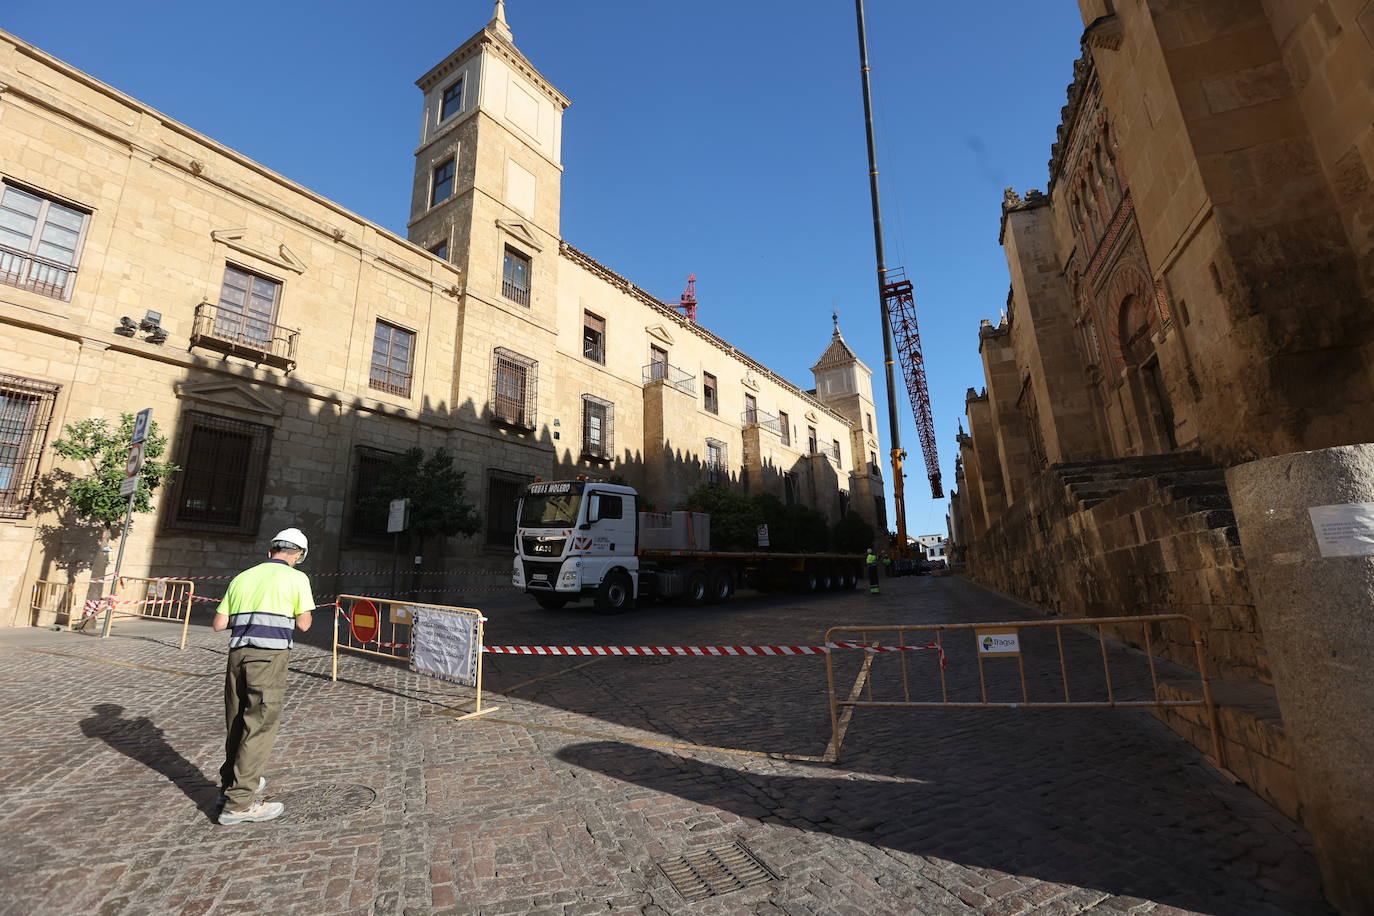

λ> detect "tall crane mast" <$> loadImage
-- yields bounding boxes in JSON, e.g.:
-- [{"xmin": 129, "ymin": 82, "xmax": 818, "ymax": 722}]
[
  {"xmin": 672, "ymin": 274, "xmax": 698, "ymax": 323},
  {"xmin": 853, "ymin": 0, "xmax": 942, "ymax": 556}
]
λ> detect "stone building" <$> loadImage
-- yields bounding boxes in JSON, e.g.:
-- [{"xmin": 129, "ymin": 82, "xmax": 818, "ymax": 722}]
[
  {"xmin": 0, "ymin": 4, "xmax": 884, "ymax": 626},
  {"xmin": 948, "ymin": 3, "xmax": 1374, "ymax": 909}
]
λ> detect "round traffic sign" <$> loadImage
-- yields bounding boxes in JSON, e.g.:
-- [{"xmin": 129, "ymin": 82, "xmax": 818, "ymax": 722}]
[
  {"xmin": 349, "ymin": 599, "xmax": 379, "ymax": 643},
  {"xmin": 125, "ymin": 442, "xmax": 145, "ymax": 477}
]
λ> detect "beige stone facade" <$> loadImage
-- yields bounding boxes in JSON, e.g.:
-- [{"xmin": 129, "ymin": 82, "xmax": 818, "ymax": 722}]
[
  {"xmin": 949, "ymin": 3, "xmax": 1374, "ymax": 906},
  {"xmin": 0, "ymin": 9, "xmax": 882, "ymax": 627}
]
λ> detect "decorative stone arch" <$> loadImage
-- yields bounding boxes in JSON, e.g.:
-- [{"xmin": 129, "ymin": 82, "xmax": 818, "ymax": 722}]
[{"xmin": 1106, "ymin": 263, "xmax": 1158, "ymax": 368}]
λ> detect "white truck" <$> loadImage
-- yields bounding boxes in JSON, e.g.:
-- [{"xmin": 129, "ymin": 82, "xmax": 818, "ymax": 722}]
[{"xmin": 511, "ymin": 479, "xmax": 864, "ymax": 612}]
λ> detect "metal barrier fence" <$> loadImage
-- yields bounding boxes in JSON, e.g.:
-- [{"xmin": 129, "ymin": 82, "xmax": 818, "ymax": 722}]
[
  {"xmin": 86, "ymin": 577, "xmax": 197, "ymax": 649},
  {"xmin": 824, "ymin": 614, "xmax": 1227, "ymax": 771},
  {"xmin": 30, "ymin": 579, "xmax": 81, "ymax": 627},
  {"xmin": 332, "ymin": 594, "xmax": 497, "ymax": 720}
]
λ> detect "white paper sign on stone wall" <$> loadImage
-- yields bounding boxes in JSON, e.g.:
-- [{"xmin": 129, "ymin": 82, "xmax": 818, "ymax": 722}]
[
  {"xmin": 1309, "ymin": 502, "xmax": 1374, "ymax": 558},
  {"xmin": 410, "ymin": 606, "xmax": 481, "ymax": 687}
]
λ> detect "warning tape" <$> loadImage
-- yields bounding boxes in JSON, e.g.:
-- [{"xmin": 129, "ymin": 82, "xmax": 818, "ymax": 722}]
[
  {"xmin": 108, "ymin": 569, "xmax": 510, "ymax": 582},
  {"xmin": 480, "ymin": 642, "xmax": 948, "ymax": 666}
]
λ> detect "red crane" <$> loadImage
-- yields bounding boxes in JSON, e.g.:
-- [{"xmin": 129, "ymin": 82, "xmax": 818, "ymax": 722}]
[
  {"xmin": 883, "ymin": 268, "xmax": 942, "ymax": 499},
  {"xmin": 671, "ymin": 274, "xmax": 698, "ymax": 323}
]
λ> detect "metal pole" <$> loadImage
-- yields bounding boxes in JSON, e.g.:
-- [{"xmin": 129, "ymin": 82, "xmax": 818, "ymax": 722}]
[
  {"xmin": 854, "ymin": 0, "xmax": 908, "ymax": 550},
  {"xmin": 100, "ymin": 492, "xmax": 136, "ymax": 638}
]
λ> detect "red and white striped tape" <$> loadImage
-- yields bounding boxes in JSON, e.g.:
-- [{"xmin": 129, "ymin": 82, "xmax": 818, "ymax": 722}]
[{"xmin": 480, "ymin": 642, "xmax": 947, "ymax": 665}]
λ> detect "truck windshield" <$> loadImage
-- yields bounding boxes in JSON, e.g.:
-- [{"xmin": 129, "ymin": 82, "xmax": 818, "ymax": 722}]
[{"xmin": 519, "ymin": 482, "xmax": 584, "ymax": 528}]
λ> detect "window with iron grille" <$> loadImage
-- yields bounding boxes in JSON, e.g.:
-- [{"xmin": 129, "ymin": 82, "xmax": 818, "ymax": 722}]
[
  {"xmin": 0, "ymin": 373, "xmax": 60, "ymax": 518},
  {"xmin": 502, "ymin": 247, "xmax": 531, "ymax": 305},
  {"xmin": 440, "ymin": 79, "xmax": 464, "ymax": 121},
  {"xmin": 350, "ymin": 446, "xmax": 400, "ymax": 541},
  {"xmin": 431, "ymin": 158, "xmax": 455, "ymax": 207},
  {"xmin": 582, "ymin": 394, "xmax": 614, "ymax": 461},
  {"xmin": 0, "ymin": 182, "xmax": 89, "ymax": 301},
  {"xmin": 370, "ymin": 320, "xmax": 415, "ymax": 397},
  {"xmin": 492, "ymin": 348, "xmax": 537, "ymax": 428},
  {"xmin": 217, "ymin": 265, "xmax": 281, "ymax": 349},
  {"xmin": 702, "ymin": 372, "xmax": 718, "ymax": 413},
  {"xmin": 168, "ymin": 411, "xmax": 272, "ymax": 534},
  {"xmin": 778, "ymin": 411, "xmax": 790, "ymax": 447},
  {"xmin": 705, "ymin": 438, "xmax": 726, "ymax": 486},
  {"xmin": 583, "ymin": 311, "xmax": 605, "ymax": 363},
  {"xmin": 485, "ymin": 470, "xmax": 532, "ymax": 547}
]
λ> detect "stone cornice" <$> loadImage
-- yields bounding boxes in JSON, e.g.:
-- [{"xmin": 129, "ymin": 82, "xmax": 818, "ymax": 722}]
[
  {"xmin": 416, "ymin": 29, "xmax": 570, "ymax": 110},
  {"xmin": 1048, "ymin": 47, "xmax": 1095, "ymax": 190}
]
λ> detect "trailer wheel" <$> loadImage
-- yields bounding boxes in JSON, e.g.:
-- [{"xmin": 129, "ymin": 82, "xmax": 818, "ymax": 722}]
[
  {"xmin": 534, "ymin": 594, "xmax": 569, "ymax": 610},
  {"xmin": 840, "ymin": 566, "xmax": 857, "ymax": 590},
  {"xmin": 594, "ymin": 570, "xmax": 635, "ymax": 614},
  {"xmin": 707, "ymin": 567, "xmax": 735, "ymax": 604},
  {"xmin": 683, "ymin": 567, "xmax": 709, "ymax": 605},
  {"xmin": 794, "ymin": 568, "xmax": 820, "ymax": 592},
  {"xmin": 817, "ymin": 566, "xmax": 834, "ymax": 591}
]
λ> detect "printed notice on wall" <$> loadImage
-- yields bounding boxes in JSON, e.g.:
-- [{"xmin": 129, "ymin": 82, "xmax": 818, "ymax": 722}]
[
  {"xmin": 1308, "ymin": 502, "xmax": 1374, "ymax": 558},
  {"xmin": 410, "ymin": 606, "xmax": 481, "ymax": 687}
]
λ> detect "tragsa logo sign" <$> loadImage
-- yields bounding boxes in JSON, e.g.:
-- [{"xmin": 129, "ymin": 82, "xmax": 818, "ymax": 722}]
[{"xmin": 977, "ymin": 631, "xmax": 1019, "ymax": 655}]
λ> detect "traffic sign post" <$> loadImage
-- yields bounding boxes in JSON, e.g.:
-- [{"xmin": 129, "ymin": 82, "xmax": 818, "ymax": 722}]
[{"xmin": 103, "ymin": 409, "xmax": 152, "ymax": 638}]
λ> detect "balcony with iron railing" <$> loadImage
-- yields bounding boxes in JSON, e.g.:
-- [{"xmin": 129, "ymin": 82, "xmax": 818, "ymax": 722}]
[
  {"xmin": 741, "ymin": 408, "xmax": 783, "ymax": 436},
  {"xmin": 642, "ymin": 362, "xmax": 696, "ymax": 396},
  {"xmin": 583, "ymin": 340, "xmax": 605, "ymax": 363},
  {"xmin": 190, "ymin": 301, "xmax": 299, "ymax": 371},
  {"xmin": 0, "ymin": 245, "xmax": 76, "ymax": 301},
  {"xmin": 502, "ymin": 279, "xmax": 530, "ymax": 306}
]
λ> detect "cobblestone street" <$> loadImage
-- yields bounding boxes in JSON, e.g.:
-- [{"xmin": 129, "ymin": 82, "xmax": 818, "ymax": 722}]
[{"xmin": 0, "ymin": 576, "xmax": 1330, "ymax": 915}]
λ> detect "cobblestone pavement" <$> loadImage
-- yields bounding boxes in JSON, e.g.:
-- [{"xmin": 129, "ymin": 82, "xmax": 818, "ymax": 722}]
[{"xmin": 0, "ymin": 575, "xmax": 1331, "ymax": 915}]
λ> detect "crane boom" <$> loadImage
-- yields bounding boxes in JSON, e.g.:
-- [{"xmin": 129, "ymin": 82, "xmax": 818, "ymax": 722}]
[{"xmin": 883, "ymin": 270, "xmax": 942, "ymax": 498}]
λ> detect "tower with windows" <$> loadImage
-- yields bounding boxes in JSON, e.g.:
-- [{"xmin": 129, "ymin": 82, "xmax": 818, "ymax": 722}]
[{"xmin": 811, "ymin": 316, "xmax": 885, "ymax": 532}]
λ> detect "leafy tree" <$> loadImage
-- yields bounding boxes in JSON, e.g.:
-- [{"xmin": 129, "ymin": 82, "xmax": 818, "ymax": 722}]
[
  {"xmin": 683, "ymin": 485, "xmax": 757, "ymax": 550},
  {"xmin": 832, "ymin": 512, "xmax": 875, "ymax": 553},
  {"xmin": 362, "ymin": 448, "xmax": 480, "ymax": 548},
  {"xmin": 49, "ymin": 414, "xmax": 177, "ymax": 529}
]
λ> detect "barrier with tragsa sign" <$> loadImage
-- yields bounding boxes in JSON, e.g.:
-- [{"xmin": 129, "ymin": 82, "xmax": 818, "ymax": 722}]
[{"xmin": 331, "ymin": 594, "xmax": 498, "ymax": 720}]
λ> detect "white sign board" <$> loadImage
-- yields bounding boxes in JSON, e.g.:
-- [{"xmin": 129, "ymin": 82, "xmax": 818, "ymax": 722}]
[
  {"xmin": 130, "ymin": 408, "xmax": 152, "ymax": 445},
  {"xmin": 757, "ymin": 524, "xmax": 770, "ymax": 547},
  {"xmin": 1309, "ymin": 502, "xmax": 1374, "ymax": 558},
  {"xmin": 119, "ymin": 474, "xmax": 139, "ymax": 497},
  {"xmin": 410, "ymin": 607, "xmax": 480, "ymax": 687},
  {"xmin": 975, "ymin": 628, "xmax": 1021, "ymax": 656},
  {"xmin": 387, "ymin": 498, "xmax": 409, "ymax": 533}
]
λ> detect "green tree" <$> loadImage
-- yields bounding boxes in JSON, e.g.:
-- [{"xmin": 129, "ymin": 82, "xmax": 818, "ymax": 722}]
[
  {"xmin": 49, "ymin": 414, "xmax": 177, "ymax": 529},
  {"xmin": 363, "ymin": 448, "xmax": 481, "ymax": 549},
  {"xmin": 683, "ymin": 485, "xmax": 757, "ymax": 550},
  {"xmin": 832, "ymin": 512, "xmax": 875, "ymax": 553}
]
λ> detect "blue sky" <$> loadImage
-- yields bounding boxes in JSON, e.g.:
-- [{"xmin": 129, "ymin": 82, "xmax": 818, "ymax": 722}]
[{"xmin": 5, "ymin": 0, "xmax": 1086, "ymax": 538}]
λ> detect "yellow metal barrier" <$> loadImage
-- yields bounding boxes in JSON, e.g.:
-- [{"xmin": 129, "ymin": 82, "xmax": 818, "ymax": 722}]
[
  {"xmin": 84, "ymin": 576, "xmax": 196, "ymax": 649},
  {"xmin": 30, "ymin": 579, "xmax": 83, "ymax": 627},
  {"xmin": 824, "ymin": 613, "xmax": 1227, "ymax": 772},
  {"xmin": 332, "ymin": 594, "xmax": 497, "ymax": 720}
]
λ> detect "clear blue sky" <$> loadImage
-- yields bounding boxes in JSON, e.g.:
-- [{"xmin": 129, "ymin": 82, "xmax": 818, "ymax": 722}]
[{"xmin": 6, "ymin": 0, "xmax": 1086, "ymax": 538}]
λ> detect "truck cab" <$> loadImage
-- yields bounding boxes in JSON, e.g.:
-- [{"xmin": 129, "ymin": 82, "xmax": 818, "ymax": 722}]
[{"xmin": 511, "ymin": 480, "xmax": 639, "ymax": 611}]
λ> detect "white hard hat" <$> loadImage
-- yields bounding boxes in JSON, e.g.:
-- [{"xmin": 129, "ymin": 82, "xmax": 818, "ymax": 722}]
[{"xmin": 271, "ymin": 528, "xmax": 309, "ymax": 558}]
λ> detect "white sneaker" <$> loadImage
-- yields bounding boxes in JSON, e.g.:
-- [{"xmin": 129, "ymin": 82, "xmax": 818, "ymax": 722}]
[
  {"xmin": 219, "ymin": 800, "xmax": 284, "ymax": 825},
  {"xmin": 218, "ymin": 776, "xmax": 266, "ymax": 805}
]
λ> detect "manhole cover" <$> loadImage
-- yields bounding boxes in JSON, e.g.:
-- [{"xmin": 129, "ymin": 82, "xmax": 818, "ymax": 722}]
[
  {"xmin": 658, "ymin": 842, "xmax": 776, "ymax": 902},
  {"xmin": 271, "ymin": 784, "xmax": 377, "ymax": 824}
]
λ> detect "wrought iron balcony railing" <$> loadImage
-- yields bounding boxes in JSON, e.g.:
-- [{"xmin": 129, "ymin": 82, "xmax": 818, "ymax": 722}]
[
  {"xmin": 190, "ymin": 301, "xmax": 299, "ymax": 371},
  {"xmin": 741, "ymin": 408, "xmax": 782, "ymax": 435},
  {"xmin": 502, "ymin": 279, "xmax": 530, "ymax": 306},
  {"xmin": 642, "ymin": 362, "xmax": 696, "ymax": 395},
  {"xmin": 0, "ymin": 244, "xmax": 76, "ymax": 301}
]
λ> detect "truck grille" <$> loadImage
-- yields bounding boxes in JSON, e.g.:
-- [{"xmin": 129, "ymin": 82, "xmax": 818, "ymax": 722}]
[
  {"xmin": 522, "ymin": 536, "xmax": 566, "ymax": 558},
  {"xmin": 522, "ymin": 560, "xmax": 563, "ymax": 588}
]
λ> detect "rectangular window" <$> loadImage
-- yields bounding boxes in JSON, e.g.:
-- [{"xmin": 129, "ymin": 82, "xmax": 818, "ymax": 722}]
[
  {"xmin": 649, "ymin": 346, "xmax": 668, "ymax": 382},
  {"xmin": 783, "ymin": 472, "xmax": 797, "ymax": 506},
  {"xmin": 702, "ymin": 372, "xmax": 718, "ymax": 413},
  {"xmin": 870, "ymin": 450, "xmax": 879, "ymax": 475},
  {"xmin": 492, "ymin": 347, "xmax": 537, "ymax": 428},
  {"xmin": 807, "ymin": 426, "xmax": 817, "ymax": 455},
  {"xmin": 216, "ymin": 265, "xmax": 280, "ymax": 349},
  {"xmin": 485, "ymin": 470, "xmax": 532, "ymax": 547},
  {"xmin": 429, "ymin": 240, "xmax": 449, "ymax": 261},
  {"xmin": 832, "ymin": 439, "xmax": 842, "ymax": 465},
  {"xmin": 349, "ymin": 446, "xmax": 399, "ymax": 541},
  {"xmin": 705, "ymin": 438, "xmax": 726, "ymax": 486},
  {"xmin": 502, "ymin": 247, "xmax": 531, "ymax": 306},
  {"xmin": 744, "ymin": 394, "xmax": 758, "ymax": 426},
  {"xmin": 582, "ymin": 394, "xmax": 614, "ymax": 460},
  {"xmin": 431, "ymin": 158, "xmax": 455, "ymax": 207},
  {"xmin": 439, "ymin": 79, "xmax": 463, "ymax": 122},
  {"xmin": 874, "ymin": 496, "xmax": 887, "ymax": 532},
  {"xmin": 583, "ymin": 311, "xmax": 605, "ymax": 363},
  {"xmin": 867, "ymin": 412, "xmax": 874, "ymax": 434},
  {"xmin": 170, "ymin": 411, "xmax": 272, "ymax": 534},
  {"xmin": 778, "ymin": 411, "xmax": 790, "ymax": 447},
  {"xmin": 369, "ymin": 320, "xmax": 415, "ymax": 397},
  {"xmin": 0, "ymin": 183, "xmax": 90, "ymax": 301},
  {"xmin": 0, "ymin": 373, "xmax": 60, "ymax": 518}
]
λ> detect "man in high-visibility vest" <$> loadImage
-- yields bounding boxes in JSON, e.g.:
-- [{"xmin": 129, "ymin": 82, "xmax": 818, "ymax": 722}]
[
  {"xmin": 866, "ymin": 549, "xmax": 880, "ymax": 595},
  {"xmin": 212, "ymin": 528, "xmax": 315, "ymax": 825}
]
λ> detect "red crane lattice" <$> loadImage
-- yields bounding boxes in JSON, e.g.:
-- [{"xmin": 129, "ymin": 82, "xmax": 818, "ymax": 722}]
[
  {"xmin": 672, "ymin": 274, "xmax": 698, "ymax": 323},
  {"xmin": 883, "ymin": 269, "xmax": 943, "ymax": 498}
]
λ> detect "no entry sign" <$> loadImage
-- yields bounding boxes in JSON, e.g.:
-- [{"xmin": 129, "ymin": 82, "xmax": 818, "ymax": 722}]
[{"xmin": 349, "ymin": 599, "xmax": 380, "ymax": 643}]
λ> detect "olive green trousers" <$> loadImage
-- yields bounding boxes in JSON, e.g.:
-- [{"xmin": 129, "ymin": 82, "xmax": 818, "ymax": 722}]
[{"xmin": 220, "ymin": 646, "xmax": 290, "ymax": 812}]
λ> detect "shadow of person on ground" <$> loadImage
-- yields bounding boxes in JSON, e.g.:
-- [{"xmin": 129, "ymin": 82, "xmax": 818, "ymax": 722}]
[
  {"xmin": 78, "ymin": 703, "xmax": 220, "ymax": 821},
  {"xmin": 556, "ymin": 739, "xmax": 1332, "ymax": 916}
]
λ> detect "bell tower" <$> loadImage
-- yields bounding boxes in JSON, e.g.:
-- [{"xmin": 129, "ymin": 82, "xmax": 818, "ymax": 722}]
[{"xmin": 408, "ymin": 1, "xmax": 570, "ymax": 312}]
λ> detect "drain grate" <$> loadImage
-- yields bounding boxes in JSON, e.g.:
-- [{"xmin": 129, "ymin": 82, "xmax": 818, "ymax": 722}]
[
  {"xmin": 658, "ymin": 841, "xmax": 776, "ymax": 902},
  {"xmin": 270, "ymin": 784, "xmax": 377, "ymax": 824}
]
